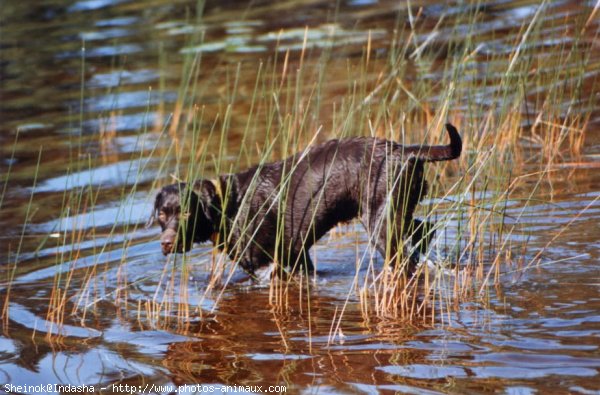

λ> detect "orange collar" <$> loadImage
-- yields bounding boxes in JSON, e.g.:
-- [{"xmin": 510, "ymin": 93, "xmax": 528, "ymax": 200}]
[
  {"xmin": 209, "ymin": 178, "xmax": 222, "ymax": 245},
  {"xmin": 210, "ymin": 178, "xmax": 222, "ymax": 200}
]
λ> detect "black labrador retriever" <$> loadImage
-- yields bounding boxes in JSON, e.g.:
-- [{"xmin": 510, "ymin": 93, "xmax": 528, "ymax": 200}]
[{"xmin": 148, "ymin": 123, "xmax": 461, "ymax": 278}]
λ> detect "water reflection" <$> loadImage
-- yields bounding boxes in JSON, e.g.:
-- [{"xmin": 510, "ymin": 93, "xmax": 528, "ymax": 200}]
[
  {"xmin": 89, "ymin": 69, "xmax": 159, "ymax": 88},
  {"xmin": 68, "ymin": 0, "xmax": 132, "ymax": 13},
  {"xmin": 33, "ymin": 158, "xmax": 156, "ymax": 192},
  {"xmin": 82, "ymin": 112, "xmax": 160, "ymax": 133}
]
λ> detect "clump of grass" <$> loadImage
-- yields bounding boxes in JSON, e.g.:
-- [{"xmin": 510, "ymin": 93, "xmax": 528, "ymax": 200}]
[{"xmin": 1, "ymin": 140, "xmax": 43, "ymax": 329}]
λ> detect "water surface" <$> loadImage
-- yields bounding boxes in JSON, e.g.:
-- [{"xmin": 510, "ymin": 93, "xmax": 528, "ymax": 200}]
[{"xmin": 1, "ymin": 1, "xmax": 599, "ymax": 394}]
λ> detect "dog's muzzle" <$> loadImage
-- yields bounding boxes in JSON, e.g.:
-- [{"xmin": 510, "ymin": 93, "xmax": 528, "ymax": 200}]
[{"xmin": 160, "ymin": 228, "xmax": 178, "ymax": 255}]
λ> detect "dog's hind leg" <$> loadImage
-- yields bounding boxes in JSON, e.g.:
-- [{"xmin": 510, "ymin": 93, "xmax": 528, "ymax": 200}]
[
  {"xmin": 408, "ymin": 218, "xmax": 435, "ymax": 259},
  {"xmin": 360, "ymin": 192, "xmax": 414, "ymax": 277},
  {"xmin": 362, "ymin": 158, "xmax": 426, "ymax": 277}
]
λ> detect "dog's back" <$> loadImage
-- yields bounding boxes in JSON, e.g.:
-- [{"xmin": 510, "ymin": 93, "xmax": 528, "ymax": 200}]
[{"xmin": 219, "ymin": 124, "xmax": 461, "ymax": 274}]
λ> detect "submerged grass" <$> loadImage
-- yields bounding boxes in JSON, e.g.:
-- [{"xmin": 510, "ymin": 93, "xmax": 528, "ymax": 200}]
[{"xmin": 2, "ymin": 2, "xmax": 598, "ymax": 336}]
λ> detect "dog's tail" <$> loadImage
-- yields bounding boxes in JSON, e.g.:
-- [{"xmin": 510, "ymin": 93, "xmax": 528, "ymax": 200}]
[{"xmin": 414, "ymin": 123, "xmax": 462, "ymax": 162}]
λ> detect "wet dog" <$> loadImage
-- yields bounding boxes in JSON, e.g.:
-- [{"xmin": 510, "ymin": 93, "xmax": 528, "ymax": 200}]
[{"xmin": 148, "ymin": 123, "xmax": 461, "ymax": 278}]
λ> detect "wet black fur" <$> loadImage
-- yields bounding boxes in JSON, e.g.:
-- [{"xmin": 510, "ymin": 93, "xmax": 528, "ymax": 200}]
[{"xmin": 149, "ymin": 124, "xmax": 461, "ymax": 278}]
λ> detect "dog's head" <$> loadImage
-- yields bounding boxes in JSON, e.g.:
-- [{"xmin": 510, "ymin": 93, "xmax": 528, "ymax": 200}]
[{"xmin": 147, "ymin": 181, "xmax": 219, "ymax": 255}]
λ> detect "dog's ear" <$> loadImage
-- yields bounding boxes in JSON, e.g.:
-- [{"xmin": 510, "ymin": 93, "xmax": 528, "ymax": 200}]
[
  {"xmin": 194, "ymin": 180, "xmax": 217, "ymax": 209},
  {"xmin": 145, "ymin": 191, "xmax": 162, "ymax": 229},
  {"xmin": 179, "ymin": 180, "xmax": 215, "ymax": 243},
  {"xmin": 196, "ymin": 179, "xmax": 215, "ymax": 195},
  {"xmin": 195, "ymin": 179, "xmax": 219, "ymax": 216}
]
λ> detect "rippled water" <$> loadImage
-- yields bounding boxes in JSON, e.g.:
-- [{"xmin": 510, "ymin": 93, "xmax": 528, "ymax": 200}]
[{"xmin": 1, "ymin": 1, "xmax": 600, "ymax": 394}]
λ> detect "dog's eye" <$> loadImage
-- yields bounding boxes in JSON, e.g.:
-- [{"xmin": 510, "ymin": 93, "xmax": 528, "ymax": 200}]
[{"xmin": 158, "ymin": 211, "xmax": 167, "ymax": 222}]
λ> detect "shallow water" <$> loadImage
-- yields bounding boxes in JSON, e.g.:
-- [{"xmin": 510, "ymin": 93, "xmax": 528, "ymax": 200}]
[{"xmin": 1, "ymin": 1, "xmax": 600, "ymax": 394}]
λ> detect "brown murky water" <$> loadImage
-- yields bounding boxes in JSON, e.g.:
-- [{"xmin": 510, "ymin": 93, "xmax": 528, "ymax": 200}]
[{"xmin": 1, "ymin": 1, "xmax": 600, "ymax": 394}]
